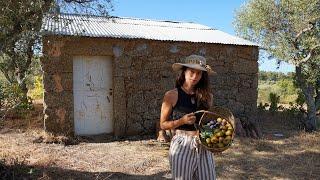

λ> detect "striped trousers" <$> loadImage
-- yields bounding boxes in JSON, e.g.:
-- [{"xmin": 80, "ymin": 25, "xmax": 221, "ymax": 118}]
[{"xmin": 169, "ymin": 133, "xmax": 216, "ymax": 180}]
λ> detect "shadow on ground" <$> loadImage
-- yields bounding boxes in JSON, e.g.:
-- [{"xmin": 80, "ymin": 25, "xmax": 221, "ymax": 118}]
[
  {"xmin": 215, "ymin": 136, "xmax": 320, "ymax": 179},
  {"xmin": 76, "ymin": 134, "xmax": 158, "ymax": 144},
  {"xmin": 0, "ymin": 163, "xmax": 171, "ymax": 180}
]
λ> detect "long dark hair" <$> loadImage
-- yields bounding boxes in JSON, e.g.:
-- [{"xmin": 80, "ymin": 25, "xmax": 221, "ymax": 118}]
[{"xmin": 175, "ymin": 66, "xmax": 212, "ymax": 110}]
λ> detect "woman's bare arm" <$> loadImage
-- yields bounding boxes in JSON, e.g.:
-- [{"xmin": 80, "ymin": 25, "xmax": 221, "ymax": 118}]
[{"xmin": 160, "ymin": 90, "xmax": 196, "ymax": 130}]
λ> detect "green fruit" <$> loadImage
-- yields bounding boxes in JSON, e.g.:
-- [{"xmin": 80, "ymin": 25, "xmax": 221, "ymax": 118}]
[
  {"xmin": 223, "ymin": 138, "xmax": 231, "ymax": 145},
  {"xmin": 211, "ymin": 136, "xmax": 219, "ymax": 143},
  {"xmin": 225, "ymin": 136, "xmax": 232, "ymax": 140},
  {"xmin": 213, "ymin": 129, "xmax": 220, "ymax": 134},
  {"xmin": 216, "ymin": 131, "xmax": 224, "ymax": 137},
  {"xmin": 225, "ymin": 130, "xmax": 233, "ymax": 136},
  {"xmin": 218, "ymin": 137, "xmax": 224, "ymax": 142},
  {"xmin": 217, "ymin": 143, "xmax": 224, "ymax": 148},
  {"xmin": 206, "ymin": 138, "xmax": 211, "ymax": 144}
]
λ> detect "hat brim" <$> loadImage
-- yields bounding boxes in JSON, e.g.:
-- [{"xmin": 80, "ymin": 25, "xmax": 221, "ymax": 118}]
[{"xmin": 172, "ymin": 63, "xmax": 216, "ymax": 75}]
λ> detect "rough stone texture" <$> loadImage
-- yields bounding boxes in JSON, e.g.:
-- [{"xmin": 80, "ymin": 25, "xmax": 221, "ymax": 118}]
[{"xmin": 42, "ymin": 36, "xmax": 259, "ymax": 136}]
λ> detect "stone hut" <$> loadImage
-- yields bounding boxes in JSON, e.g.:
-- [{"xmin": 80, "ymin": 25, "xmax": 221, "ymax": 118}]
[{"xmin": 41, "ymin": 14, "xmax": 259, "ymax": 136}]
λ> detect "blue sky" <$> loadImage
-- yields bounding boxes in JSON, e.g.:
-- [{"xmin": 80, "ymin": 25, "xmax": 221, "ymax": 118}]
[{"xmin": 110, "ymin": 0, "xmax": 294, "ymax": 73}]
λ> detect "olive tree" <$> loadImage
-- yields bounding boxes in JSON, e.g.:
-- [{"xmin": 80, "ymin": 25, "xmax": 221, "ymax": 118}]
[
  {"xmin": 234, "ymin": 0, "xmax": 320, "ymax": 131},
  {"xmin": 0, "ymin": 0, "xmax": 113, "ymax": 116}
]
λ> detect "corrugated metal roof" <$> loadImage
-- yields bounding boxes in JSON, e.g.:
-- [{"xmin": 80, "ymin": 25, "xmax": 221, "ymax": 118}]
[{"xmin": 41, "ymin": 13, "xmax": 258, "ymax": 46}]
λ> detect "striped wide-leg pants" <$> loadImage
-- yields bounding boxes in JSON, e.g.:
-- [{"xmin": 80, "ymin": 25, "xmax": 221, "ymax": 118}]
[{"xmin": 169, "ymin": 133, "xmax": 216, "ymax": 180}]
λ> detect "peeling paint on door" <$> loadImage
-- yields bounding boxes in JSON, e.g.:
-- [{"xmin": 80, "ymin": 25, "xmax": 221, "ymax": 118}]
[{"xmin": 73, "ymin": 56, "xmax": 113, "ymax": 135}]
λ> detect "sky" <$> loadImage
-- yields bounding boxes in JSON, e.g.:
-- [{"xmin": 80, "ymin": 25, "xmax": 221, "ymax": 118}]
[{"xmin": 110, "ymin": 0, "xmax": 295, "ymax": 73}]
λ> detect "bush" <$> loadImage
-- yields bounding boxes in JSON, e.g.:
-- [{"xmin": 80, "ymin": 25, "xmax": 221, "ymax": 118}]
[
  {"xmin": 0, "ymin": 80, "xmax": 33, "ymax": 119},
  {"xmin": 258, "ymin": 72, "xmax": 298, "ymax": 104},
  {"xmin": 28, "ymin": 75, "xmax": 44, "ymax": 100},
  {"xmin": 269, "ymin": 92, "xmax": 280, "ymax": 112}
]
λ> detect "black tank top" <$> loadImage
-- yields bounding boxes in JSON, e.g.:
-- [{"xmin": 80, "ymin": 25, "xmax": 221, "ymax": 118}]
[{"xmin": 171, "ymin": 87, "xmax": 203, "ymax": 131}]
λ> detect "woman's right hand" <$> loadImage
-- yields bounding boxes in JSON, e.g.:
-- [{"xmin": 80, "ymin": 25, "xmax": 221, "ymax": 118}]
[{"xmin": 180, "ymin": 113, "xmax": 196, "ymax": 125}]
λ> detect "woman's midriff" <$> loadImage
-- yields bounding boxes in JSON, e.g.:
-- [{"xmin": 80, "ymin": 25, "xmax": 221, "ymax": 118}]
[{"xmin": 175, "ymin": 129, "xmax": 198, "ymax": 136}]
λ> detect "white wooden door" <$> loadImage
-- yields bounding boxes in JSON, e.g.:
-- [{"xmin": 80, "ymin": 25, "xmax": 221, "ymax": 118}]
[{"xmin": 73, "ymin": 56, "xmax": 113, "ymax": 135}]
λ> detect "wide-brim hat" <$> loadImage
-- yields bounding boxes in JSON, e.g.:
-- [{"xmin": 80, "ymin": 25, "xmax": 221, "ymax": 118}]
[{"xmin": 172, "ymin": 55, "xmax": 216, "ymax": 75}]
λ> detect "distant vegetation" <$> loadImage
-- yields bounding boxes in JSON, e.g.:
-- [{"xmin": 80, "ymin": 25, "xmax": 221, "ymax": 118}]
[{"xmin": 258, "ymin": 71, "xmax": 299, "ymax": 105}]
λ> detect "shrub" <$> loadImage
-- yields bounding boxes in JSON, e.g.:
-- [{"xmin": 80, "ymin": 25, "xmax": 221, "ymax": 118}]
[
  {"xmin": 269, "ymin": 92, "xmax": 280, "ymax": 112},
  {"xmin": 0, "ymin": 80, "xmax": 33, "ymax": 119},
  {"xmin": 28, "ymin": 75, "xmax": 44, "ymax": 100}
]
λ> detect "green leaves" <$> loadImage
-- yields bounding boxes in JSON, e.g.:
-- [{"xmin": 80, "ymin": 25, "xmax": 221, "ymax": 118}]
[
  {"xmin": 200, "ymin": 130, "xmax": 212, "ymax": 139},
  {"xmin": 234, "ymin": 0, "xmax": 320, "ymax": 65}
]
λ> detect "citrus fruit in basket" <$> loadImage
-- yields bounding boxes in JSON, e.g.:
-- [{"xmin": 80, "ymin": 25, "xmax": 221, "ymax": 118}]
[{"xmin": 199, "ymin": 117, "xmax": 234, "ymax": 150}]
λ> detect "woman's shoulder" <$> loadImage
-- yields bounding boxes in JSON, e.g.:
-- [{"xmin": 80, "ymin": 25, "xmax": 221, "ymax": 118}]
[
  {"xmin": 164, "ymin": 88, "xmax": 178, "ymax": 98},
  {"xmin": 163, "ymin": 88, "xmax": 178, "ymax": 104}
]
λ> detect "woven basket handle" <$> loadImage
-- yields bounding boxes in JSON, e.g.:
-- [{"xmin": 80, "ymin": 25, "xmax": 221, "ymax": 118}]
[
  {"xmin": 194, "ymin": 110, "xmax": 206, "ymax": 114},
  {"xmin": 193, "ymin": 110, "xmax": 207, "ymax": 131}
]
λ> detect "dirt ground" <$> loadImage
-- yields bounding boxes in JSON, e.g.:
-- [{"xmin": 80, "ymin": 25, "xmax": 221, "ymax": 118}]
[{"xmin": 1, "ymin": 105, "xmax": 320, "ymax": 180}]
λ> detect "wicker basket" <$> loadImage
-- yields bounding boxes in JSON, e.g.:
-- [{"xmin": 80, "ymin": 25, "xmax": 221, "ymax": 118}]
[{"xmin": 195, "ymin": 106, "xmax": 236, "ymax": 153}]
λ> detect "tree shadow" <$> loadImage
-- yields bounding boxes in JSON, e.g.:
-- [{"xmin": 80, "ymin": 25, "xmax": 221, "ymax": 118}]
[
  {"xmin": 0, "ymin": 163, "xmax": 171, "ymax": 180},
  {"xmin": 216, "ymin": 138, "xmax": 320, "ymax": 179},
  {"xmin": 257, "ymin": 110, "xmax": 306, "ymax": 138},
  {"xmin": 76, "ymin": 134, "xmax": 158, "ymax": 144}
]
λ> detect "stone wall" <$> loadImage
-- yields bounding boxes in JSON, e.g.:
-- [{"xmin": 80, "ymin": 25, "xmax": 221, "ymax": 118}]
[{"xmin": 42, "ymin": 36, "xmax": 258, "ymax": 136}]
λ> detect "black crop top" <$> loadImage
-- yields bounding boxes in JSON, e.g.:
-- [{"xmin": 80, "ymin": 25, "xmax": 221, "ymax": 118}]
[{"xmin": 171, "ymin": 86, "xmax": 204, "ymax": 131}]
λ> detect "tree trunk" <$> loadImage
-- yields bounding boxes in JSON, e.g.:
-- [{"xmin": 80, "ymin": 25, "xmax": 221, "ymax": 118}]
[
  {"xmin": 19, "ymin": 81, "xmax": 29, "ymax": 105},
  {"xmin": 234, "ymin": 118, "xmax": 247, "ymax": 137},
  {"xmin": 295, "ymin": 66, "xmax": 318, "ymax": 131},
  {"xmin": 240, "ymin": 119, "xmax": 262, "ymax": 138},
  {"xmin": 14, "ymin": 59, "xmax": 30, "ymax": 105}
]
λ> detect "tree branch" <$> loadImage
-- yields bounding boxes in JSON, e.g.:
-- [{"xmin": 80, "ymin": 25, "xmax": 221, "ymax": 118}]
[
  {"xmin": 0, "ymin": 65, "xmax": 14, "ymax": 83},
  {"xmin": 295, "ymin": 24, "xmax": 314, "ymax": 41},
  {"xmin": 295, "ymin": 16, "xmax": 320, "ymax": 41},
  {"xmin": 296, "ymin": 45, "xmax": 320, "ymax": 65},
  {"xmin": 293, "ymin": 17, "xmax": 320, "ymax": 58}
]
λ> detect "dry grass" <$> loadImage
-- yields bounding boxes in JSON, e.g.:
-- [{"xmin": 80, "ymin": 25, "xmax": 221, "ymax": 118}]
[
  {"xmin": 215, "ymin": 132, "xmax": 320, "ymax": 179},
  {"xmin": 0, "ymin": 105, "xmax": 320, "ymax": 179},
  {"xmin": 0, "ymin": 129, "xmax": 171, "ymax": 179}
]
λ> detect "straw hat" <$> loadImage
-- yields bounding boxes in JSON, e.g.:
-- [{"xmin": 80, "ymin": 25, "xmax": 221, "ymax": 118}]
[{"xmin": 172, "ymin": 55, "xmax": 216, "ymax": 75}]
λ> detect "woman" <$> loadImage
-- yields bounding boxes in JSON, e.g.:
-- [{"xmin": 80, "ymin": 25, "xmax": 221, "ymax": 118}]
[{"xmin": 160, "ymin": 55, "xmax": 216, "ymax": 180}]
